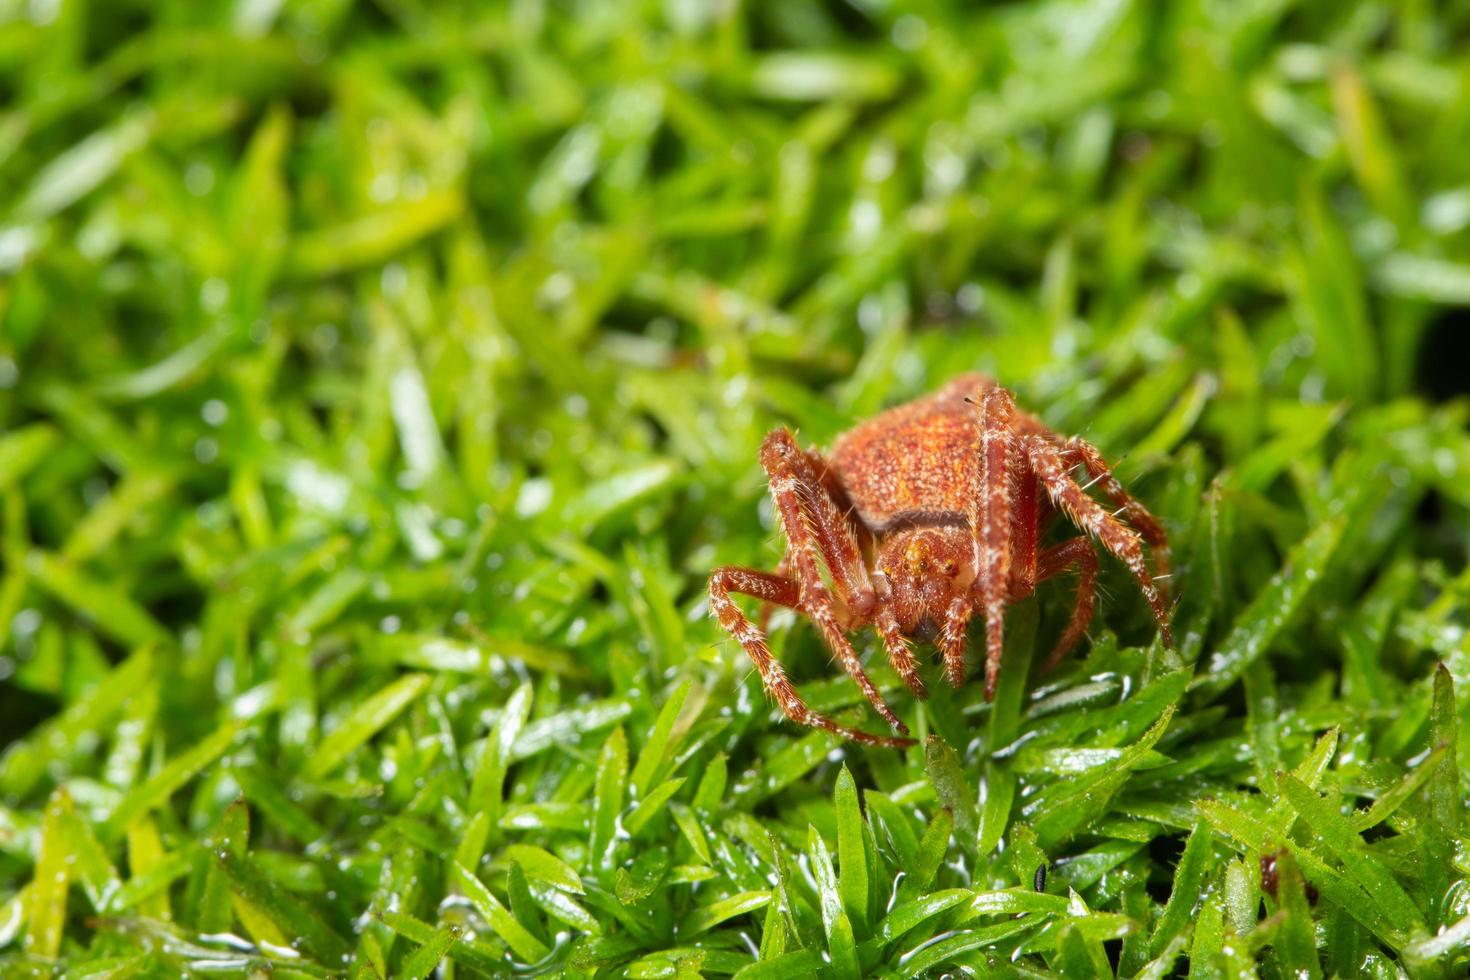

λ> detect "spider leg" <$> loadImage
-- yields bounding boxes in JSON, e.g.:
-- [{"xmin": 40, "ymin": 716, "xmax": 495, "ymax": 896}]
[
  {"xmin": 1036, "ymin": 538, "xmax": 1099, "ymax": 671},
  {"xmin": 709, "ymin": 567, "xmax": 912, "ymax": 747},
  {"xmin": 757, "ymin": 445, "xmax": 863, "ymax": 629},
  {"xmin": 833, "ymin": 449, "xmax": 924, "ymax": 698},
  {"xmin": 816, "ymin": 437, "xmax": 925, "ymax": 698},
  {"xmin": 761, "ymin": 429, "xmax": 907, "ymax": 734},
  {"xmin": 1007, "ymin": 467, "xmax": 1041, "ymax": 601},
  {"xmin": 1020, "ymin": 434, "xmax": 1174, "ymax": 647},
  {"xmin": 1062, "ymin": 436, "xmax": 1172, "ymax": 585},
  {"xmin": 756, "ymin": 554, "xmax": 790, "ymax": 635},
  {"xmin": 765, "ymin": 435, "xmax": 875, "ymax": 614},
  {"xmin": 794, "ymin": 443, "xmax": 876, "ymax": 617},
  {"xmin": 968, "ymin": 385, "xmax": 1016, "ymax": 699}
]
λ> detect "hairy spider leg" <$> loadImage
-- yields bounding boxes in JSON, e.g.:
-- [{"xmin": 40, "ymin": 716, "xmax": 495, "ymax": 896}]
[
  {"xmin": 971, "ymin": 385, "xmax": 1016, "ymax": 698},
  {"xmin": 755, "ymin": 553, "xmax": 789, "ymax": 635},
  {"xmin": 1014, "ymin": 468, "xmax": 1041, "ymax": 591},
  {"xmin": 708, "ymin": 567, "xmax": 912, "ymax": 747},
  {"xmin": 771, "ymin": 444, "xmax": 872, "ymax": 619},
  {"xmin": 804, "ymin": 450, "xmax": 922, "ymax": 698},
  {"xmin": 760, "ymin": 429, "xmax": 907, "ymax": 733},
  {"xmin": 752, "ymin": 436, "xmax": 926, "ymax": 706},
  {"xmin": 1021, "ymin": 434, "xmax": 1174, "ymax": 646},
  {"xmin": 1035, "ymin": 538, "xmax": 1099, "ymax": 670},
  {"xmin": 1062, "ymin": 436, "xmax": 1172, "ymax": 585},
  {"xmin": 782, "ymin": 436, "xmax": 926, "ymax": 700},
  {"xmin": 768, "ymin": 436, "xmax": 873, "ymax": 603}
]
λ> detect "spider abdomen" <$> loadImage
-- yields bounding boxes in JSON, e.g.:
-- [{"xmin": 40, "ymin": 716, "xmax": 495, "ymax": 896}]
[{"xmin": 830, "ymin": 374, "xmax": 1001, "ymax": 528}]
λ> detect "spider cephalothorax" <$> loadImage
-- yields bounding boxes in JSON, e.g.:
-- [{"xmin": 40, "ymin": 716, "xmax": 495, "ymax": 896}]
[
  {"xmin": 874, "ymin": 527, "xmax": 975, "ymax": 640},
  {"xmin": 709, "ymin": 374, "xmax": 1173, "ymax": 747}
]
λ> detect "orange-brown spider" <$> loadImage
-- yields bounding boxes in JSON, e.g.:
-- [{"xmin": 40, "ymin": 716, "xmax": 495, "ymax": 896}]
[{"xmin": 709, "ymin": 374, "xmax": 1173, "ymax": 747}]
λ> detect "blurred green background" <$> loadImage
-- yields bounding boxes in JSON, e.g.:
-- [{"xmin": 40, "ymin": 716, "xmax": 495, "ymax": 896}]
[{"xmin": 2, "ymin": 0, "xmax": 1470, "ymax": 976}]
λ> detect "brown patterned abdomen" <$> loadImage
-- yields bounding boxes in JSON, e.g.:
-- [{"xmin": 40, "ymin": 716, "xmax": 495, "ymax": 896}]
[{"xmin": 829, "ymin": 374, "xmax": 991, "ymax": 530}]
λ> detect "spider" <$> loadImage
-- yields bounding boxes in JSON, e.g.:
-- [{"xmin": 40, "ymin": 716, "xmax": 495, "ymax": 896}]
[{"xmin": 708, "ymin": 374, "xmax": 1173, "ymax": 747}]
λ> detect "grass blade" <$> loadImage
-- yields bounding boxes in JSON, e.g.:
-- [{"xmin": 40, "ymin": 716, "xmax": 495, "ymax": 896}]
[
  {"xmin": 1149, "ymin": 822, "xmax": 1213, "ymax": 957},
  {"xmin": 1195, "ymin": 516, "xmax": 1345, "ymax": 697},
  {"xmin": 452, "ymin": 861, "xmax": 550, "ymax": 962},
  {"xmin": 468, "ymin": 681, "xmax": 532, "ymax": 831},
  {"xmin": 630, "ymin": 679, "xmax": 690, "ymax": 798},
  {"xmin": 834, "ymin": 766, "xmax": 870, "ymax": 936},
  {"xmin": 680, "ymin": 890, "xmax": 771, "ymax": 937},
  {"xmin": 501, "ymin": 844, "xmax": 582, "ymax": 894},
  {"xmin": 1272, "ymin": 850, "xmax": 1322, "ymax": 980},
  {"xmin": 896, "ymin": 805, "xmax": 952, "ymax": 905},
  {"xmin": 28, "ymin": 551, "xmax": 170, "ymax": 649},
  {"xmin": 397, "ymin": 923, "xmax": 461, "ymax": 980},
  {"xmin": 304, "ymin": 674, "xmax": 430, "ymax": 780},
  {"xmin": 1276, "ymin": 772, "xmax": 1423, "ymax": 933},
  {"xmin": 215, "ymin": 848, "xmax": 351, "ymax": 966},
  {"xmin": 26, "ymin": 789, "xmax": 74, "ymax": 959},
  {"xmin": 103, "ymin": 719, "xmax": 242, "ymax": 842},
  {"xmin": 808, "ymin": 826, "xmax": 859, "ymax": 980},
  {"xmin": 591, "ymin": 726, "xmax": 628, "ymax": 874}
]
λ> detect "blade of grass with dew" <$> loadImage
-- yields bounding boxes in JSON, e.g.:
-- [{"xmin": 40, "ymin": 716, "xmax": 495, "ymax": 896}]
[
  {"xmin": 629, "ymin": 679, "xmax": 690, "ymax": 799},
  {"xmin": 27, "ymin": 551, "xmax": 171, "ymax": 649},
  {"xmin": 25, "ymin": 789, "xmax": 74, "ymax": 959},
  {"xmin": 214, "ymin": 849, "xmax": 352, "ymax": 966},
  {"xmin": 808, "ymin": 825, "xmax": 860, "ymax": 980},
  {"xmin": 1194, "ymin": 515, "xmax": 1346, "ymax": 697},
  {"xmin": 1277, "ymin": 773, "xmax": 1424, "ymax": 932},
  {"xmin": 468, "ymin": 680, "xmax": 531, "ymax": 834},
  {"xmin": 102, "ymin": 719, "xmax": 243, "ymax": 843},
  {"xmin": 452, "ymin": 860, "xmax": 550, "ymax": 962},
  {"xmin": 1149, "ymin": 821, "xmax": 1213, "ymax": 957},
  {"xmin": 624, "ymin": 776, "xmax": 685, "ymax": 835},
  {"xmin": 303, "ymin": 673, "xmax": 430, "ymax": 781}
]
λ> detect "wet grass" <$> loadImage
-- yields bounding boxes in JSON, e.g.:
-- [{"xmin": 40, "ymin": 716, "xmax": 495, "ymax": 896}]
[{"xmin": 2, "ymin": 0, "xmax": 1470, "ymax": 976}]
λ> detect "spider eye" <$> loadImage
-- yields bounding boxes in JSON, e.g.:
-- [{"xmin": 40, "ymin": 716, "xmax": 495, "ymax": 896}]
[{"xmin": 943, "ymin": 561, "xmax": 957, "ymax": 576}]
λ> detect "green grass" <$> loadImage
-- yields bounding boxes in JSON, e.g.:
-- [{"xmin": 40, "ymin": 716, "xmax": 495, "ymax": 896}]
[{"xmin": 2, "ymin": 0, "xmax": 1470, "ymax": 976}]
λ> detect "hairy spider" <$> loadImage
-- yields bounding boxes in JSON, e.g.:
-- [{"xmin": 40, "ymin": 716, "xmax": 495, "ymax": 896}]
[{"xmin": 709, "ymin": 374, "xmax": 1173, "ymax": 747}]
